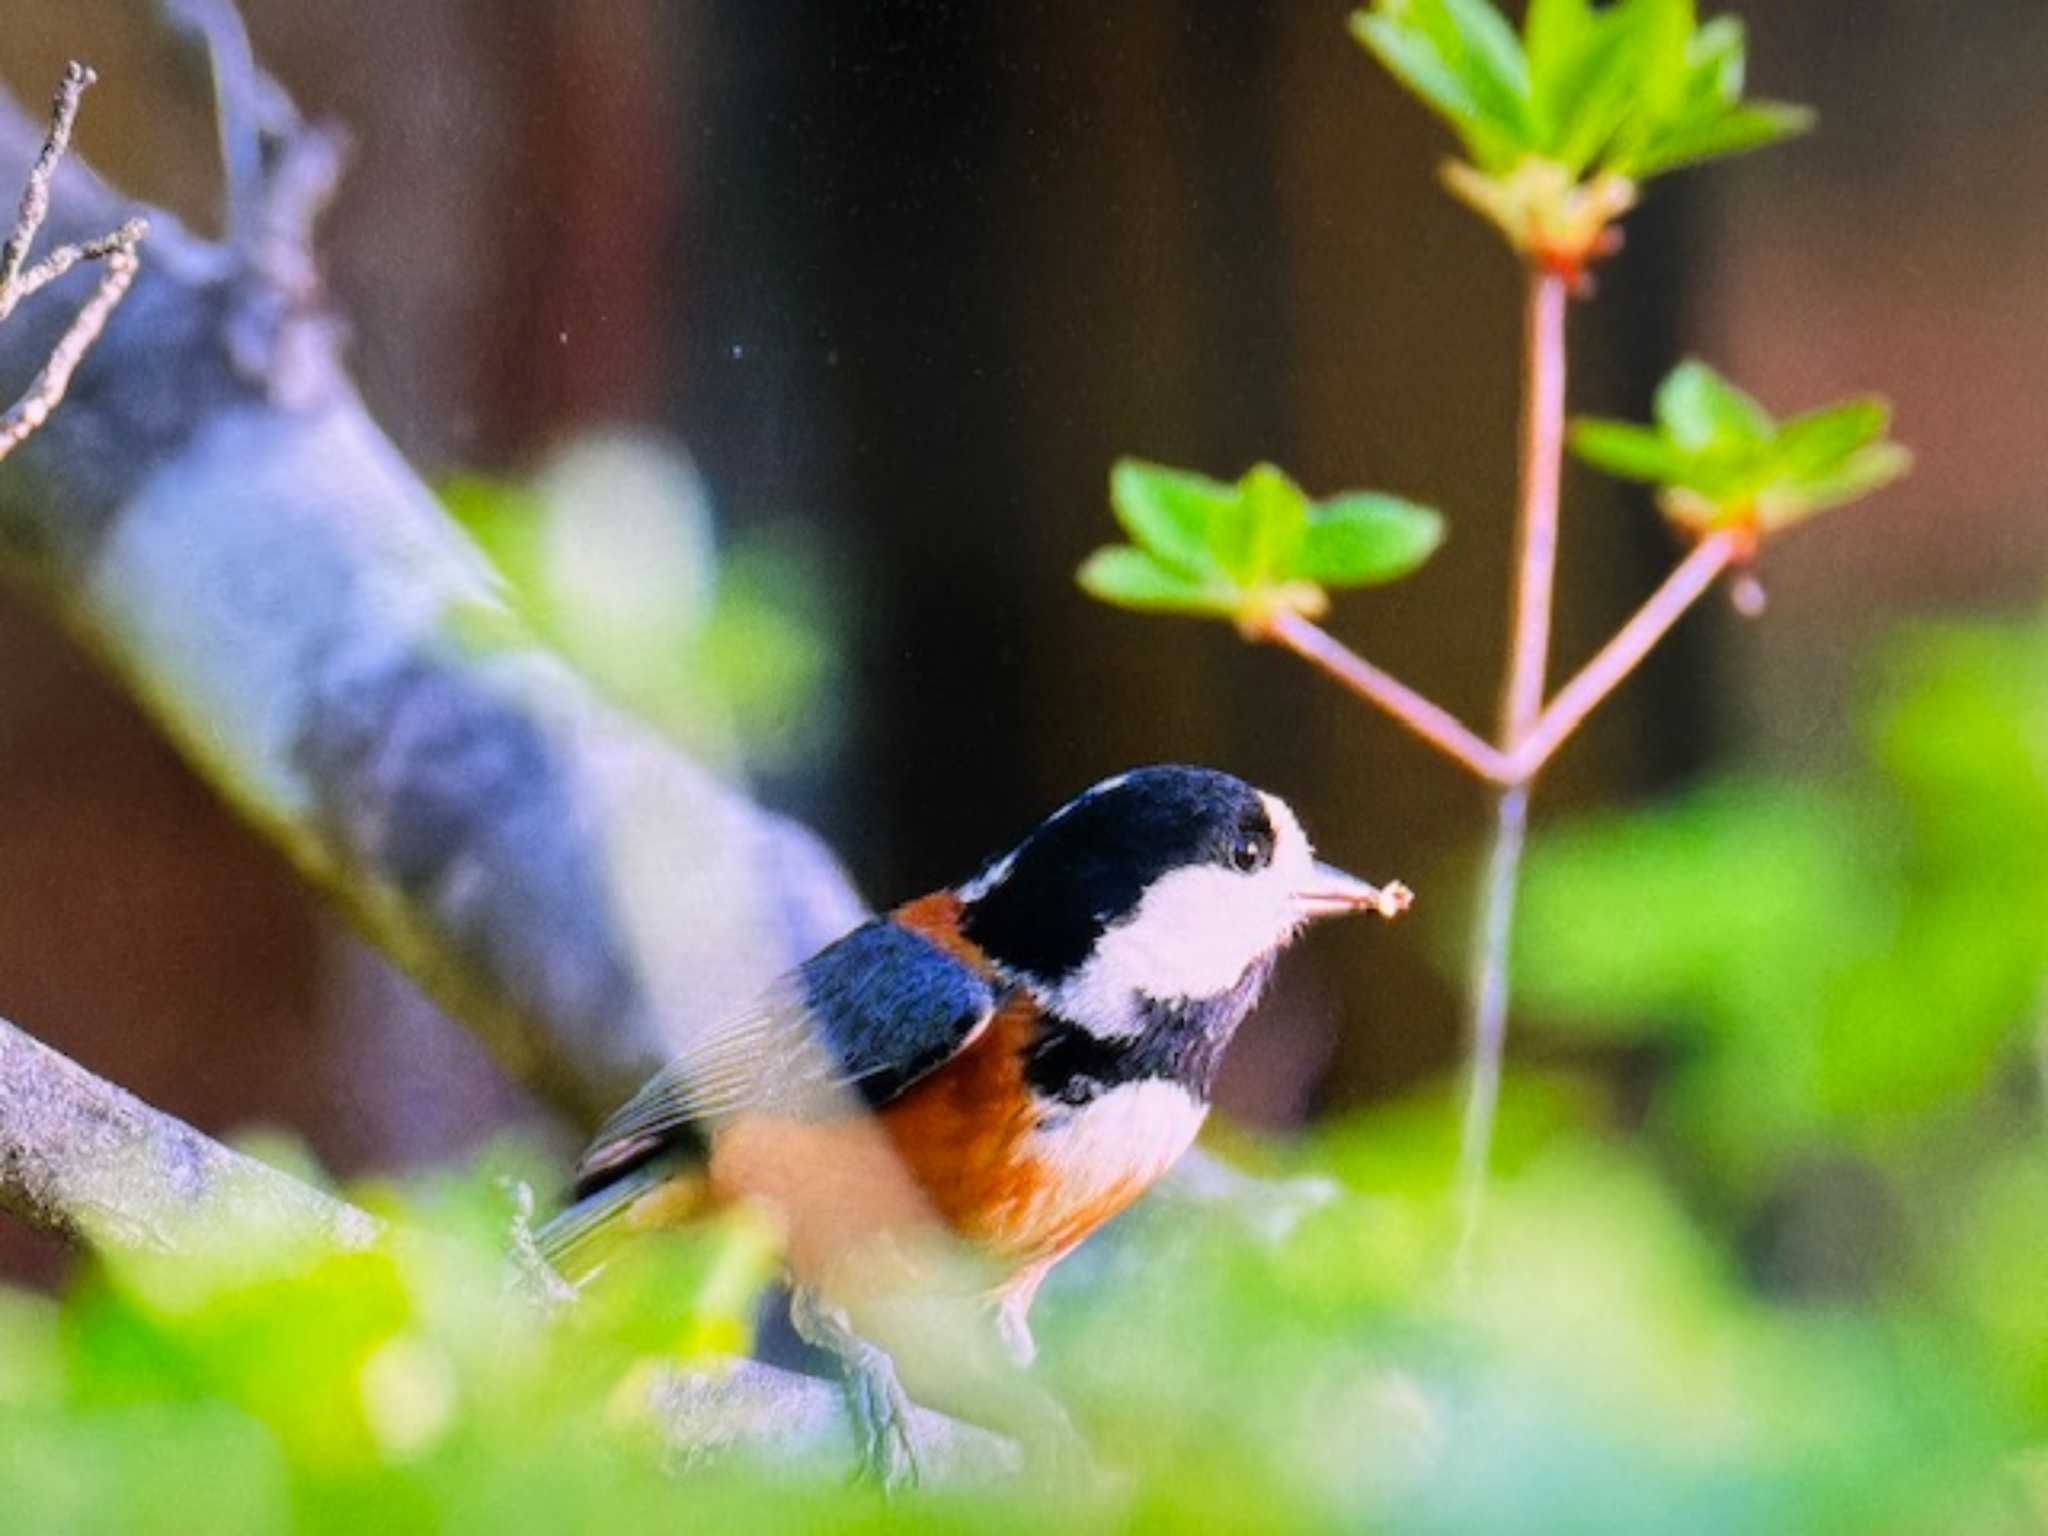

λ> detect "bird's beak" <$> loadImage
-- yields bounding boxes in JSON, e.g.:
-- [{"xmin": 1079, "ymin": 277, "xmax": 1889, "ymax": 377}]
[{"xmin": 1293, "ymin": 861, "xmax": 1414, "ymax": 921}]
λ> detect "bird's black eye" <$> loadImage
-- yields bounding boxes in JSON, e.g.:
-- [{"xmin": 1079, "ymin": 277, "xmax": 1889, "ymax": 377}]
[{"xmin": 1230, "ymin": 833, "xmax": 1271, "ymax": 873}]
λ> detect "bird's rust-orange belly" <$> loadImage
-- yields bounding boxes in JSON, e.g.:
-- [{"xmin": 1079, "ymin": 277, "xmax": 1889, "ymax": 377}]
[
  {"xmin": 698, "ymin": 993, "xmax": 1146, "ymax": 1292},
  {"xmin": 878, "ymin": 993, "xmax": 1150, "ymax": 1261}
]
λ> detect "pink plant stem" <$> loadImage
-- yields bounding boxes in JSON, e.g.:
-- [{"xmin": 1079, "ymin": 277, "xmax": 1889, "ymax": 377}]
[
  {"xmin": 1259, "ymin": 609, "xmax": 1513, "ymax": 785},
  {"xmin": 1500, "ymin": 270, "xmax": 1570, "ymax": 742},
  {"xmin": 1252, "ymin": 273, "xmax": 1738, "ymax": 1272},
  {"xmin": 1455, "ymin": 268, "xmax": 1571, "ymax": 1272},
  {"xmin": 1507, "ymin": 529, "xmax": 1744, "ymax": 782}
]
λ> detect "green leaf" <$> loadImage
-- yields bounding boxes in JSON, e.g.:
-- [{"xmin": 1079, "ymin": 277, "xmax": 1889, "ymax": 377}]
[
  {"xmin": 1110, "ymin": 459, "xmax": 1235, "ymax": 575},
  {"xmin": 1432, "ymin": 0, "xmax": 1534, "ymax": 121},
  {"xmin": 1350, "ymin": 9, "xmax": 1522, "ymax": 171},
  {"xmin": 1578, "ymin": 368, "xmax": 1908, "ymax": 534},
  {"xmin": 1225, "ymin": 464, "xmax": 1312, "ymax": 587},
  {"xmin": 1299, "ymin": 493, "xmax": 1445, "ymax": 586},
  {"xmin": 1686, "ymin": 14, "xmax": 1747, "ymax": 105},
  {"xmin": 1770, "ymin": 398, "xmax": 1891, "ymax": 481},
  {"xmin": 1632, "ymin": 99, "xmax": 1813, "ymax": 178},
  {"xmin": 1525, "ymin": 0, "xmax": 1594, "ymax": 104},
  {"xmin": 1569, "ymin": 418, "xmax": 1696, "ymax": 484},
  {"xmin": 1539, "ymin": 4, "xmax": 1644, "ymax": 169},
  {"xmin": 1791, "ymin": 442, "xmax": 1913, "ymax": 516},
  {"xmin": 1077, "ymin": 546, "xmax": 1238, "ymax": 615},
  {"xmin": 1654, "ymin": 359, "xmax": 1774, "ymax": 454},
  {"xmin": 1634, "ymin": 0, "xmax": 1700, "ymax": 107}
]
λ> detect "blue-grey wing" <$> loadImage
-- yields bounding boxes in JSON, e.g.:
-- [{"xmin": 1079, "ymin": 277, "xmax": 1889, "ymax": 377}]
[{"xmin": 567, "ymin": 918, "xmax": 997, "ymax": 1198}]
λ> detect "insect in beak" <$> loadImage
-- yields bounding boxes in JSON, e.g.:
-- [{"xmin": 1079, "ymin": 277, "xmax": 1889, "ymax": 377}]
[{"xmin": 1293, "ymin": 862, "xmax": 1414, "ymax": 921}]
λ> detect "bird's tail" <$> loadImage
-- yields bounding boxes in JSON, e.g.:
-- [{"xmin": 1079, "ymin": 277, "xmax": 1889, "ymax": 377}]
[{"xmin": 536, "ymin": 1154, "xmax": 715, "ymax": 1281}]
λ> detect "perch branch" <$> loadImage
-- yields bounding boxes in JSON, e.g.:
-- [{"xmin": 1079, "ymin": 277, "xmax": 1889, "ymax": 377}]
[
  {"xmin": 0, "ymin": 1011, "xmax": 1009, "ymax": 1479},
  {"xmin": 0, "ymin": 1014, "xmax": 377, "ymax": 1252}
]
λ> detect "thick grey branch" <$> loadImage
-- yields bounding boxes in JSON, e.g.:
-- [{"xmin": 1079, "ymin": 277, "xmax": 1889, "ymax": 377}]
[{"xmin": 0, "ymin": 89, "xmax": 867, "ymax": 1129}]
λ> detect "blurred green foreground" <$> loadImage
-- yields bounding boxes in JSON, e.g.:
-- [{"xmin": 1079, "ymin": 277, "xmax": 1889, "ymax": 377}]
[{"xmin": 2, "ymin": 607, "xmax": 2042, "ymax": 1533}]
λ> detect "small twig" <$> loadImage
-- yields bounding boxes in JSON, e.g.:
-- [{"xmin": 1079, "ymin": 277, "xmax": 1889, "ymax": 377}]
[
  {"xmin": 157, "ymin": 0, "xmax": 304, "ymax": 243},
  {"xmin": 0, "ymin": 225, "xmax": 144, "ymax": 465},
  {"xmin": 0, "ymin": 62, "xmax": 96, "ymax": 322},
  {"xmin": 1258, "ymin": 608, "xmax": 1515, "ymax": 785},
  {"xmin": 4, "ymin": 217, "xmax": 144, "ymax": 309},
  {"xmin": 0, "ymin": 63, "xmax": 150, "ymax": 466},
  {"xmin": 1505, "ymin": 528, "xmax": 1745, "ymax": 783}
]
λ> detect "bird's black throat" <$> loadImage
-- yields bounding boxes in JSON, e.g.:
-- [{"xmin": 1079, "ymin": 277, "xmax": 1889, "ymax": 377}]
[{"xmin": 1019, "ymin": 953, "xmax": 1275, "ymax": 1113}]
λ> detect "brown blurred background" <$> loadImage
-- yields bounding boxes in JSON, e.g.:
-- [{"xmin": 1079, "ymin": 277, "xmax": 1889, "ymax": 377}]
[{"xmin": 0, "ymin": 1, "xmax": 2038, "ymax": 1282}]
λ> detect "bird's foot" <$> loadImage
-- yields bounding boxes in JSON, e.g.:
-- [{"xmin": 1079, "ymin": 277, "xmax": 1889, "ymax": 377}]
[
  {"xmin": 843, "ymin": 1339, "xmax": 925, "ymax": 1490},
  {"xmin": 788, "ymin": 1286, "xmax": 926, "ymax": 1491}
]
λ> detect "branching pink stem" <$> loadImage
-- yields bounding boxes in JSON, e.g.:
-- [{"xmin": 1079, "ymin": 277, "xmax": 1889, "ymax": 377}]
[
  {"xmin": 1454, "ymin": 269, "xmax": 1571, "ymax": 1269},
  {"xmin": 1501, "ymin": 270, "xmax": 1570, "ymax": 741},
  {"xmin": 1251, "ymin": 272, "xmax": 1737, "ymax": 1272},
  {"xmin": 1258, "ymin": 608, "xmax": 1512, "ymax": 785},
  {"xmin": 1506, "ymin": 529, "xmax": 1744, "ymax": 782}
]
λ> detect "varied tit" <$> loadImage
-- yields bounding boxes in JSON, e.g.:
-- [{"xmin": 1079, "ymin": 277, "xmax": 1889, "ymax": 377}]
[{"xmin": 540, "ymin": 764, "xmax": 1410, "ymax": 1483}]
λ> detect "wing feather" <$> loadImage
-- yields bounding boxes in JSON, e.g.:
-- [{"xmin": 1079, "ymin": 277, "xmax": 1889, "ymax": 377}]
[{"xmin": 568, "ymin": 918, "xmax": 998, "ymax": 1199}]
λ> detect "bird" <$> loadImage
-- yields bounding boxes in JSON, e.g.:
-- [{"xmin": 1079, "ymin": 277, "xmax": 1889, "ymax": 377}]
[{"xmin": 539, "ymin": 764, "xmax": 1410, "ymax": 1484}]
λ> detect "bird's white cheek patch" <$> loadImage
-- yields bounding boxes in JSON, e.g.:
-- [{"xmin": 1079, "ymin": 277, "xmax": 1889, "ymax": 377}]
[
  {"xmin": 1028, "ymin": 1080, "xmax": 1207, "ymax": 1206},
  {"xmin": 1053, "ymin": 863, "xmax": 1297, "ymax": 1029}
]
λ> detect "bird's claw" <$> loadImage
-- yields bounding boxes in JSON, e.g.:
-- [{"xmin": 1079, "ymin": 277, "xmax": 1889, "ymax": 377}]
[
  {"xmin": 845, "ymin": 1345, "xmax": 925, "ymax": 1491},
  {"xmin": 788, "ymin": 1286, "xmax": 927, "ymax": 1491}
]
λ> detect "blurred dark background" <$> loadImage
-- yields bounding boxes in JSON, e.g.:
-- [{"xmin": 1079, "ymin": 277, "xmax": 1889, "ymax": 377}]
[{"xmin": 0, "ymin": 1, "xmax": 2038, "ymax": 1283}]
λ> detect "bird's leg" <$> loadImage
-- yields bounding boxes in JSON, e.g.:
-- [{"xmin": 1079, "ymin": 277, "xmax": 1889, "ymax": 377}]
[
  {"xmin": 787, "ymin": 1284, "xmax": 925, "ymax": 1490},
  {"xmin": 994, "ymin": 1294, "xmax": 1037, "ymax": 1368},
  {"xmin": 991, "ymin": 1260, "xmax": 1047, "ymax": 1367}
]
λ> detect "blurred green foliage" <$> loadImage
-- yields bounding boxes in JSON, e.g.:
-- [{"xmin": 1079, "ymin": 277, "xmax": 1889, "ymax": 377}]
[
  {"xmin": 4, "ymin": 612, "xmax": 2043, "ymax": 1531},
  {"xmin": 442, "ymin": 435, "xmax": 839, "ymax": 774},
  {"xmin": 12, "ymin": 601, "xmax": 2048, "ymax": 1529},
  {"xmin": 1, "ymin": 1083, "xmax": 2040, "ymax": 1532},
  {"xmin": 1517, "ymin": 612, "xmax": 2048, "ymax": 1182},
  {"xmin": 1572, "ymin": 361, "xmax": 1913, "ymax": 535}
]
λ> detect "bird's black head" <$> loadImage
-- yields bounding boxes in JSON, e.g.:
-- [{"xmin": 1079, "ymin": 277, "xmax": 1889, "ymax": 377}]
[{"xmin": 957, "ymin": 765, "xmax": 1399, "ymax": 1011}]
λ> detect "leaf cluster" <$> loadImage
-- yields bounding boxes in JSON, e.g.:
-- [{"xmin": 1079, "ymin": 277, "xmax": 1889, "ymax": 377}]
[
  {"xmin": 1351, "ymin": 0, "xmax": 1811, "ymax": 258},
  {"xmin": 1571, "ymin": 360, "xmax": 1911, "ymax": 536},
  {"xmin": 1079, "ymin": 460, "xmax": 1443, "ymax": 630}
]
